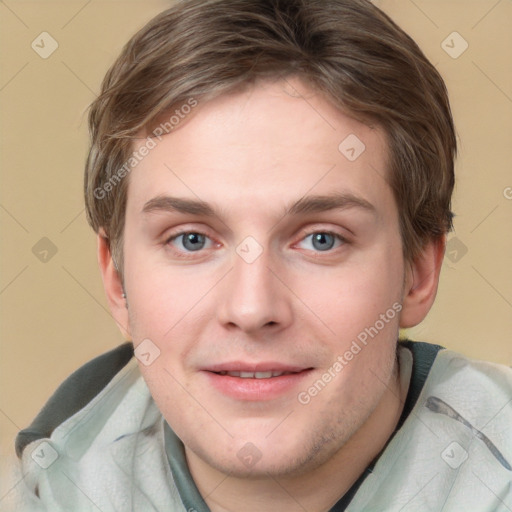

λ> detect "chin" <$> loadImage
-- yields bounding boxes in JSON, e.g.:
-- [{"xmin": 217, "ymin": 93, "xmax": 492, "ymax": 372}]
[{"xmin": 200, "ymin": 432, "xmax": 330, "ymax": 479}]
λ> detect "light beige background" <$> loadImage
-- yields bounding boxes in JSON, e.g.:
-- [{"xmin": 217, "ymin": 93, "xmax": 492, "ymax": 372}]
[{"xmin": 1, "ymin": 0, "xmax": 511, "ymax": 503}]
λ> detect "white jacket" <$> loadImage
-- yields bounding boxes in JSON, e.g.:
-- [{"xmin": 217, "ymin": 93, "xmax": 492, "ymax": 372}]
[{"xmin": 7, "ymin": 345, "xmax": 512, "ymax": 511}]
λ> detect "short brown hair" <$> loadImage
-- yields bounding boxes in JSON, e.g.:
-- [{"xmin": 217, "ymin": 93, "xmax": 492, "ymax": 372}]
[{"xmin": 84, "ymin": 0, "xmax": 456, "ymax": 278}]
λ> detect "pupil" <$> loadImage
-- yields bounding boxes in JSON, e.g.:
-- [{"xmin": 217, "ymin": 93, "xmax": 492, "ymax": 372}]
[
  {"xmin": 313, "ymin": 233, "xmax": 334, "ymax": 251},
  {"xmin": 184, "ymin": 233, "xmax": 204, "ymax": 251}
]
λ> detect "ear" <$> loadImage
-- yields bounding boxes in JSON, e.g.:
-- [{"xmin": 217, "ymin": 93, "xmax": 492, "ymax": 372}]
[
  {"xmin": 399, "ymin": 236, "xmax": 445, "ymax": 328},
  {"xmin": 97, "ymin": 229, "xmax": 131, "ymax": 339}
]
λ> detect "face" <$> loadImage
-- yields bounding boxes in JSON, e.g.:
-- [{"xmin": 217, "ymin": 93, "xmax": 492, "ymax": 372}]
[{"xmin": 121, "ymin": 77, "xmax": 407, "ymax": 478}]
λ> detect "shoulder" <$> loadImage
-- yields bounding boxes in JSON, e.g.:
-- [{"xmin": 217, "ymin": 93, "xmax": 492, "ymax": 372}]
[
  {"xmin": 15, "ymin": 342, "xmax": 134, "ymax": 458},
  {"xmin": 403, "ymin": 341, "xmax": 512, "ymax": 433},
  {"xmin": 12, "ymin": 344, "xmax": 184, "ymax": 510},
  {"xmin": 427, "ymin": 346, "xmax": 512, "ymax": 393},
  {"xmin": 349, "ymin": 345, "xmax": 512, "ymax": 510},
  {"xmin": 398, "ymin": 340, "xmax": 512, "ymax": 414}
]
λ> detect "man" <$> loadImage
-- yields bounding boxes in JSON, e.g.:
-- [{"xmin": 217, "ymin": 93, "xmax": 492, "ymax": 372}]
[{"xmin": 14, "ymin": 0, "xmax": 512, "ymax": 510}]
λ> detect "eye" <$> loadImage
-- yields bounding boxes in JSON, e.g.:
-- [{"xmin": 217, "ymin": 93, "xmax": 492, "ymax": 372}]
[
  {"xmin": 297, "ymin": 232, "xmax": 346, "ymax": 252},
  {"xmin": 167, "ymin": 232, "xmax": 213, "ymax": 252}
]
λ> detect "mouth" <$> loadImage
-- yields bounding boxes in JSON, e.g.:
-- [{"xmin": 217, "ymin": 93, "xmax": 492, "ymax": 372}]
[
  {"xmin": 213, "ymin": 370, "xmax": 301, "ymax": 379},
  {"xmin": 202, "ymin": 364, "xmax": 314, "ymax": 401}
]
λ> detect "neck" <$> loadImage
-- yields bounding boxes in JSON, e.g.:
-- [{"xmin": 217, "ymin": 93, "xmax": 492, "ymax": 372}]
[{"xmin": 187, "ymin": 355, "xmax": 410, "ymax": 512}]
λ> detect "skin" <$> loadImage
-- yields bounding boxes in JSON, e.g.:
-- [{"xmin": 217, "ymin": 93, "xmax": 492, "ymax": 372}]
[{"xmin": 98, "ymin": 77, "xmax": 444, "ymax": 512}]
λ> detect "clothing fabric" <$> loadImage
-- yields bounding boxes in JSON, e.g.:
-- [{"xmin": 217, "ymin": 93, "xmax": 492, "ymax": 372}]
[{"xmin": 10, "ymin": 341, "xmax": 512, "ymax": 511}]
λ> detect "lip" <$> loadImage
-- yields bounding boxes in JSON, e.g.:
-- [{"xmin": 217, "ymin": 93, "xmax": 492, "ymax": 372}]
[
  {"xmin": 204, "ymin": 361, "xmax": 309, "ymax": 373},
  {"xmin": 202, "ymin": 364, "xmax": 314, "ymax": 401}
]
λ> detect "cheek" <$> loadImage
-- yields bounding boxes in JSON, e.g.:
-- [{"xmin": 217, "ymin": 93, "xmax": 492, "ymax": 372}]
[
  {"xmin": 126, "ymin": 256, "xmax": 211, "ymax": 342},
  {"xmin": 298, "ymin": 248, "xmax": 403, "ymax": 338}
]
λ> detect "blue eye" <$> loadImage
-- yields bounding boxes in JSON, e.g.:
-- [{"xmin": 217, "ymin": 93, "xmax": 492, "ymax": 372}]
[
  {"xmin": 298, "ymin": 232, "xmax": 344, "ymax": 252},
  {"xmin": 165, "ymin": 230, "xmax": 345, "ymax": 258},
  {"xmin": 170, "ymin": 232, "xmax": 211, "ymax": 252},
  {"xmin": 312, "ymin": 233, "xmax": 335, "ymax": 251}
]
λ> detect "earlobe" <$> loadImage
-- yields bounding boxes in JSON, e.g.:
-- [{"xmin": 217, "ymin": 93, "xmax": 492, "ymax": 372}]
[
  {"xmin": 399, "ymin": 236, "xmax": 445, "ymax": 328},
  {"xmin": 97, "ymin": 230, "xmax": 131, "ymax": 339}
]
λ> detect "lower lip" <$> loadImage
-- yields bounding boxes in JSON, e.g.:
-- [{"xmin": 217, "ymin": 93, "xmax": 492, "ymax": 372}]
[{"xmin": 203, "ymin": 370, "xmax": 314, "ymax": 401}]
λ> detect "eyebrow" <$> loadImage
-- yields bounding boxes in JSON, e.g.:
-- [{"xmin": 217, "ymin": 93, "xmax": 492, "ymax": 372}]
[{"xmin": 141, "ymin": 192, "xmax": 376, "ymax": 219}]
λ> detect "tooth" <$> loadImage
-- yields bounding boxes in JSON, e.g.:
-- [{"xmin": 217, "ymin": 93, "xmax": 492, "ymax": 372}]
[
  {"xmin": 255, "ymin": 371, "xmax": 273, "ymax": 379},
  {"xmin": 220, "ymin": 370, "xmax": 293, "ymax": 379}
]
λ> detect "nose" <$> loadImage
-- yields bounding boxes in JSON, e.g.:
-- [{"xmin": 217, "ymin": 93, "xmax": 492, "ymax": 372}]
[{"xmin": 216, "ymin": 246, "xmax": 293, "ymax": 334}]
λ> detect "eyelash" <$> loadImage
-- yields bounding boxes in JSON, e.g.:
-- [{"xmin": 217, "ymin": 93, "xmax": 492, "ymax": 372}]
[{"xmin": 164, "ymin": 228, "xmax": 349, "ymax": 259}]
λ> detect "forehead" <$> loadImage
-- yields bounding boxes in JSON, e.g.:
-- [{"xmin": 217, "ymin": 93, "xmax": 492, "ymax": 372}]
[{"xmin": 126, "ymin": 77, "xmax": 395, "ymax": 223}]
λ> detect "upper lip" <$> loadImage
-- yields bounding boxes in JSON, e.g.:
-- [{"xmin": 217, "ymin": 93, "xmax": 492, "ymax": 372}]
[{"xmin": 203, "ymin": 362, "xmax": 311, "ymax": 373}]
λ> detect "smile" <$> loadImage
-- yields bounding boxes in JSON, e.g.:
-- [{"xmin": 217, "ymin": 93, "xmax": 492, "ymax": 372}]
[
  {"xmin": 204, "ymin": 368, "xmax": 314, "ymax": 401},
  {"xmin": 215, "ymin": 370, "xmax": 297, "ymax": 378}
]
